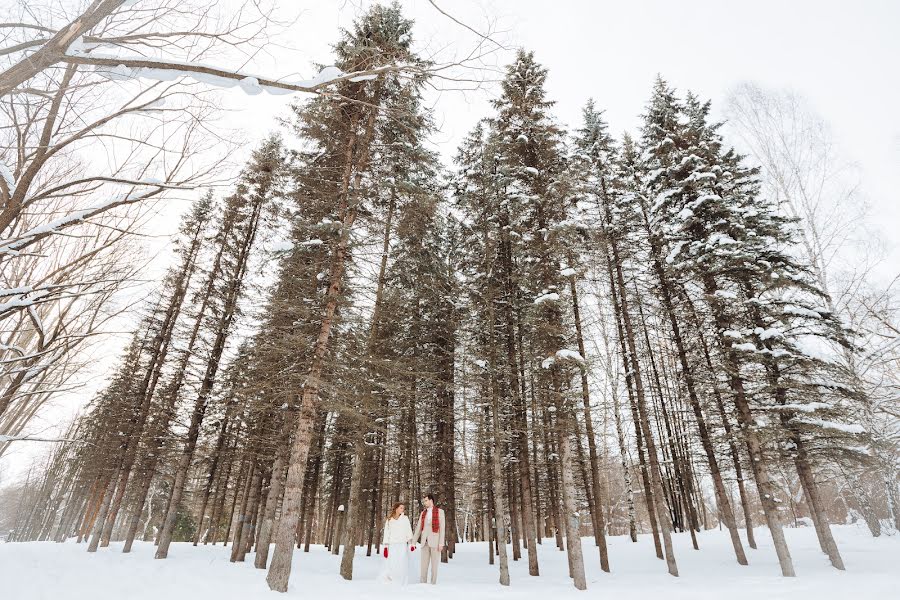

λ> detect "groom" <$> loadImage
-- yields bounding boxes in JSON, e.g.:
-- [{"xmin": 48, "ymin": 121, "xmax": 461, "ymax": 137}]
[{"xmin": 412, "ymin": 493, "xmax": 445, "ymax": 584}]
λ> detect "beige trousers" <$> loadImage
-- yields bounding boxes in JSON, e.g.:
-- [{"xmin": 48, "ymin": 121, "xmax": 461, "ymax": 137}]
[{"xmin": 419, "ymin": 544, "xmax": 440, "ymax": 584}]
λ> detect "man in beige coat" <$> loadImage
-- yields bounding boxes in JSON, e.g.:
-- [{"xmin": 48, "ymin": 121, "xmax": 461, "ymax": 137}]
[{"xmin": 412, "ymin": 493, "xmax": 445, "ymax": 584}]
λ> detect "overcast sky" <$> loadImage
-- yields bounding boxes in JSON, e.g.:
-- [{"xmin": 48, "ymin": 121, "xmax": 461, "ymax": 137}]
[{"xmin": 2, "ymin": 0, "xmax": 898, "ymax": 483}]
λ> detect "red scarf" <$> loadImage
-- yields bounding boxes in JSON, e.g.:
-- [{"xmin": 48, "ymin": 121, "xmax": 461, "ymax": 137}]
[{"xmin": 419, "ymin": 506, "xmax": 439, "ymax": 534}]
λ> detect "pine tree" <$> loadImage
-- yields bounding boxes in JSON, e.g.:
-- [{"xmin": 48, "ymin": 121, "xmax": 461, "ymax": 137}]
[
  {"xmin": 658, "ymin": 85, "xmax": 864, "ymax": 575},
  {"xmin": 578, "ymin": 107, "xmax": 678, "ymax": 574},
  {"xmin": 266, "ymin": 5, "xmax": 432, "ymax": 591},
  {"xmin": 335, "ymin": 29, "xmax": 449, "ymax": 577},
  {"xmin": 81, "ymin": 193, "xmax": 213, "ymax": 553},
  {"xmin": 454, "ymin": 50, "xmax": 590, "ymax": 589},
  {"xmin": 119, "ymin": 193, "xmax": 215, "ymax": 553},
  {"xmin": 626, "ymin": 81, "xmax": 749, "ymax": 565},
  {"xmin": 155, "ymin": 136, "xmax": 285, "ymax": 559}
]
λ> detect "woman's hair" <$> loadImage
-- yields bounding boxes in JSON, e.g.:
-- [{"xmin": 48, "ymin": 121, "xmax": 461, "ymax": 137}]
[{"xmin": 386, "ymin": 502, "xmax": 404, "ymax": 521}]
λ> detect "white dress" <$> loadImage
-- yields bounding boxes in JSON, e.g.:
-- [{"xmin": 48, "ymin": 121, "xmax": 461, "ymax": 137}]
[{"xmin": 379, "ymin": 515, "xmax": 413, "ymax": 585}]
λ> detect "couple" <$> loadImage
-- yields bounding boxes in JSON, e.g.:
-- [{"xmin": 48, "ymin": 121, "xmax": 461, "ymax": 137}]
[{"xmin": 379, "ymin": 493, "xmax": 446, "ymax": 585}]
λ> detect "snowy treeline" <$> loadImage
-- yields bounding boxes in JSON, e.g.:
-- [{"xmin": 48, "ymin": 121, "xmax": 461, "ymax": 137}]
[{"xmin": 2, "ymin": 1, "xmax": 899, "ymax": 595}]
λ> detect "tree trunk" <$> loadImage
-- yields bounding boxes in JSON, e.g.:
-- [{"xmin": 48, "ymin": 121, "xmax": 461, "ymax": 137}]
[
  {"xmin": 230, "ymin": 463, "xmax": 257, "ymax": 561},
  {"xmin": 704, "ymin": 276, "xmax": 795, "ymax": 577},
  {"xmin": 612, "ymin": 251, "xmax": 678, "ymax": 576},
  {"xmin": 636, "ymin": 199, "xmax": 747, "ymax": 563},
  {"xmin": 567, "ymin": 270, "xmax": 610, "ymax": 571},
  {"xmin": 339, "ymin": 444, "xmax": 366, "ymax": 580},
  {"xmin": 156, "ymin": 189, "xmax": 265, "ymax": 560},
  {"xmin": 551, "ymin": 369, "xmax": 588, "ymax": 590},
  {"xmin": 266, "ymin": 87, "xmax": 381, "ymax": 590},
  {"xmin": 688, "ymin": 300, "xmax": 757, "ymax": 550},
  {"xmin": 793, "ymin": 436, "xmax": 844, "ymax": 569},
  {"xmin": 488, "ymin": 401, "xmax": 510, "ymax": 586},
  {"xmin": 603, "ymin": 239, "xmax": 662, "ymax": 558},
  {"xmin": 254, "ymin": 437, "xmax": 289, "ymax": 568}
]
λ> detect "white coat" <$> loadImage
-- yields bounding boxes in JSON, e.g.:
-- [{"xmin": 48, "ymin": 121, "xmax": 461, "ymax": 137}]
[
  {"xmin": 382, "ymin": 514, "xmax": 413, "ymax": 545},
  {"xmin": 380, "ymin": 514, "xmax": 413, "ymax": 585}
]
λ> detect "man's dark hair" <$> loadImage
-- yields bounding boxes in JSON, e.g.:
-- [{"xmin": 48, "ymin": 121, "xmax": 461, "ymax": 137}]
[{"xmin": 423, "ymin": 492, "xmax": 435, "ymax": 503}]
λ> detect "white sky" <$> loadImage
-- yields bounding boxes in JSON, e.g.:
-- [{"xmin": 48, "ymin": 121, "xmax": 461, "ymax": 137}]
[{"xmin": 2, "ymin": 0, "xmax": 898, "ymax": 484}]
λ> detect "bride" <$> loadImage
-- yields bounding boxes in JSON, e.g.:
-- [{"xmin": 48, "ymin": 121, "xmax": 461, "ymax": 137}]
[{"xmin": 379, "ymin": 502, "xmax": 413, "ymax": 585}]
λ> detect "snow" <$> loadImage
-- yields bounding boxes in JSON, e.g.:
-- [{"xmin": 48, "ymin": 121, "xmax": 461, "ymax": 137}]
[
  {"xmin": 0, "ymin": 161, "xmax": 14, "ymax": 191},
  {"xmin": 665, "ymin": 240, "xmax": 687, "ymax": 264},
  {"xmin": 0, "ymin": 434, "xmax": 80, "ymax": 443},
  {"xmin": 0, "ymin": 195, "xmax": 131, "ymax": 254},
  {"xmin": 269, "ymin": 240, "xmax": 294, "ymax": 253},
  {"xmin": 756, "ymin": 327, "xmax": 783, "ymax": 341},
  {"xmin": 793, "ymin": 335, "xmax": 837, "ymax": 363},
  {"xmin": 348, "ymin": 73, "xmax": 379, "ymax": 82},
  {"xmin": 650, "ymin": 188, "xmax": 678, "ymax": 214},
  {"xmin": 299, "ymin": 239, "xmax": 324, "ymax": 246},
  {"xmin": 0, "ymin": 526, "xmax": 896, "ymax": 599},
  {"xmin": 707, "ymin": 232, "xmax": 738, "ymax": 247},
  {"xmin": 66, "ymin": 36, "xmax": 101, "ymax": 56},
  {"xmin": 237, "ymin": 76, "xmax": 264, "ymax": 95},
  {"xmin": 555, "ymin": 349, "xmax": 586, "ymax": 365},
  {"xmin": 692, "ymin": 193, "xmax": 721, "ymax": 207},
  {"xmin": 85, "ymin": 53, "xmax": 349, "ymax": 96},
  {"xmin": 533, "ymin": 292, "xmax": 559, "ymax": 305},
  {"xmin": 0, "ymin": 288, "xmax": 50, "ymax": 313},
  {"xmin": 723, "ymin": 330, "xmax": 743, "ymax": 339},
  {"xmin": 559, "ymin": 267, "xmax": 576, "ymax": 277},
  {"xmin": 783, "ymin": 305, "xmax": 822, "ymax": 319},
  {"xmin": 769, "ymin": 402, "xmax": 831, "ymax": 413},
  {"xmin": 0, "ymin": 286, "xmax": 35, "ymax": 296},
  {"xmin": 732, "ymin": 342, "xmax": 757, "ymax": 352},
  {"xmin": 793, "ymin": 417, "xmax": 866, "ymax": 434},
  {"xmin": 812, "ymin": 379, "xmax": 854, "ymax": 393}
]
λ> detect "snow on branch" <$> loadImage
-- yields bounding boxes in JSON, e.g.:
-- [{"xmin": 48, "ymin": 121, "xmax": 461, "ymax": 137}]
[
  {"xmin": 0, "ymin": 191, "xmax": 165, "ymax": 256},
  {"xmin": 555, "ymin": 349, "xmax": 586, "ymax": 366},
  {"xmin": 790, "ymin": 417, "xmax": 865, "ymax": 435},
  {"xmin": 541, "ymin": 349, "xmax": 587, "ymax": 370},
  {"xmin": 534, "ymin": 291, "xmax": 560, "ymax": 304},
  {"xmin": 0, "ymin": 434, "xmax": 85, "ymax": 444},
  {"xmin": 63, "ymin": 55, "xmax": 420, "ymax": 96}
]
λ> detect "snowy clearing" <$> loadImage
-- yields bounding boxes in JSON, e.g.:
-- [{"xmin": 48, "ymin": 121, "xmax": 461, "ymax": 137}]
[{"xmin": 1, "ymin": 525, "xmax": 897, "ymax": 600}]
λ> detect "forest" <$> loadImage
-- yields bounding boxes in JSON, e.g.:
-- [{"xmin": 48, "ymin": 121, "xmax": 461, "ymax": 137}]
[{"xmin": 1, "ymin": 1, "xmax": 898, "ymax": 597}]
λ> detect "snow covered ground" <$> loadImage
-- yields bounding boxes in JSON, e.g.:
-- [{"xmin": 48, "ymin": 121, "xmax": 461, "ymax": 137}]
[{"xmin": 2, "ymin": 525, "xmax": 897, "ymax": 600}]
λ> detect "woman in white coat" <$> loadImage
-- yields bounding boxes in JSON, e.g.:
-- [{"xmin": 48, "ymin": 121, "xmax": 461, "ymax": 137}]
[{"xmin": 379, "ymin": 502, "xmax": 413, "ymax": 585}]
